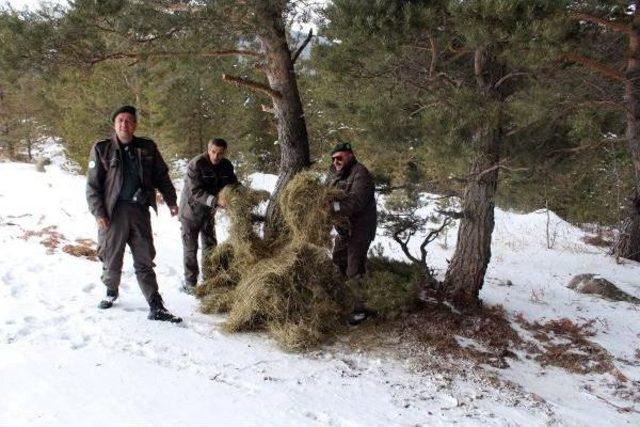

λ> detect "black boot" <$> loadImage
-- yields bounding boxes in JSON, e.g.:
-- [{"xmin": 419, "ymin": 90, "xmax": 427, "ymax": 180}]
[
  {"xmin": 347, "ymin": 308, "xmax": 377, "ymax": 326},
  {"xmin": 148, "ymin": 293, "xmax": 182, "ymax": 323},
  {"xmin": 98, "ymin": 289, "xmax": 118, "ymax": 309}
]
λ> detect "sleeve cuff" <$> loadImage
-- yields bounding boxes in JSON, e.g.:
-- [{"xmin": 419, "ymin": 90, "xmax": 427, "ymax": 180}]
[{"xmin": 206, "ymin": 195, "xmax": 216, "ymax": 207}]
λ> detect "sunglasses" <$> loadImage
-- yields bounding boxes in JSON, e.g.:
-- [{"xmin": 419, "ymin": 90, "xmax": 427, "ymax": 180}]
[{"xmin": 331, "ymin": 156, "xmax": 344, "ymax": 163}]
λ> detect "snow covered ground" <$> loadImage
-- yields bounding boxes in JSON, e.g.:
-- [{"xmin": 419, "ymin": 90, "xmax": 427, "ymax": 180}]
[{"xmin": 1, "ymin": 152, "xmax": 640, "ymax": 426}]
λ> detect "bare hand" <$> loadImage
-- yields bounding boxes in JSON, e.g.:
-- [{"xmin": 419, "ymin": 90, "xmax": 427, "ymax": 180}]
[
  {"xmin": 97, "ymin": 217, "xmax": 110, "ymax": 230},
  {"xmin": 169, "ymin": 205, "xmax": 179, "ymax": 217},
  {"xmin": 217, "ymin": 195, "xmax": 227, "ymax": 209}
]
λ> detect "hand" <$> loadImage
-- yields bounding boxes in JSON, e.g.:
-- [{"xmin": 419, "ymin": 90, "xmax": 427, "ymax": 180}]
[
  {"xmin": 217, "ymin": 195, "xmax": 227, "ymax": 209},
  {"xmin": 169, "ymin": 205, "xmax": 179, "ymax": 217},
  {"xmin": 97, "ymin": 217, "xmax": 110, "ymax": 230}
]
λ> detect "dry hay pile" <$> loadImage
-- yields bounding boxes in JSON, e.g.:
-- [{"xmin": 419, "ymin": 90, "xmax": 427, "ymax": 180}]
[
  {"xmin": 197, "ymin": 184, "xmax": 271, "ymax": 314},
  {"xmin": 198, "ymin": 172, "xmax": 351, "ymax": 351},
  {"xmin": 278, "ymin": 171, "xmax": 346, "ymax": 247}
]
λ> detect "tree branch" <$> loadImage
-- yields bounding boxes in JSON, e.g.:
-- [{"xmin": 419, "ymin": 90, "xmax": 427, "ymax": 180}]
[
  {"xmin": 90, "ymin": 49, "xmax": 263, "ymax": 65},
  {"xmin": 392, "ymin": 230, "xmax": 420, "ymax": 264},
  {"xmin": 427, "ymin": 33, "xmax": 438, "ymax": 77},
  {"xmin": 436, "ymin": 209, "xmax": 464, "ymax": 220},
  {"xmin": 419, "ymin": 218, "xmax": 452, "ymax": 264},
  {"xmin": 222, "ymin": 74, "xmax": 282, "ymax": 99},
  {"xmin": 494, "ymin": 72, "xmax": 531, "ymax": 89},
  {"xmin": 561, "ymin": 53, "xmax": 626, "ymax": 82},
  {"xmin": 547, "ymin": 137, "xmax": 627, "ymax": 156},
  {"xmin": 570, "ymin": 11, "xmax": 631, "ymax": 35},
  {"xmin": 292, "ymin": 29, "xmax": 313, "ymax": 64}
]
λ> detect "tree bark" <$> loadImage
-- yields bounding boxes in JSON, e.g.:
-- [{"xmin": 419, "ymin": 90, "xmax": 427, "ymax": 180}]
[
  {"xmin": 443, "ymin": 47, "xmax": 503, "ymax": 308},
  {"xmin": 443, "ymin": 126, "xmax": 501, "ymax": 307},
  {"xmin": 254, "ymin": 2, "xmax": 311, "ymax": 238},
  {"xmin": 615, "ymin": 3, "xmax": 640, "ymax": 261}
]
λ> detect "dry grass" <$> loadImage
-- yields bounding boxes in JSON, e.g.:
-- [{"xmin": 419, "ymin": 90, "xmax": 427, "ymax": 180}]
[
  {"xmin": 514, "ymin": 315, "xmax": 624, "ymax": 379},
  {"xmin": 21, "ymin": 226, "xmax": 65, "ymax": 254},
  {"xmin": 279, "ymin": 171, "xmax": 346, "ymax": 247},
  {"xmin": 197, "ymin": 173, "xmax": 351, "ymax": 351},
  {"xmin": 344, "ymin": 302, "xmax": 521, "ymax": 370},
  {"xmin": 225, "ymin": 243, "xmax": 349, "ymax": 351},
  {"xmin": 62, "ymin": 239, "xmax": 98, "ymax": 261}
]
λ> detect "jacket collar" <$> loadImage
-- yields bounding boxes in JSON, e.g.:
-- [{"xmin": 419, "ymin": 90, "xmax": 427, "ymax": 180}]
[{"xmin": 111, "ymin": 134, "xmax": 138, "ymax": 150}]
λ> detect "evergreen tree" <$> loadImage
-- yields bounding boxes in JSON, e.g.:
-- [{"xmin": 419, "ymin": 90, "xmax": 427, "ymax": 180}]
[
  {"xmin": 560, "ymin": 0, "xmax": 640, "ymax": 261},
  {"xmin": 313, "ymin": 0, "xmax": 570, "ymax": 308},
  {"xmin": 0, "ymin": 0, "xmax": 314, "ymax": 233}
]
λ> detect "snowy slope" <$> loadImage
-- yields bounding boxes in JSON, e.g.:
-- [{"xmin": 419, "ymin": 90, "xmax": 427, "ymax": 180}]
[{"xmin": 1, "ymin": 159, "xmax": 639, "ymax": 426}]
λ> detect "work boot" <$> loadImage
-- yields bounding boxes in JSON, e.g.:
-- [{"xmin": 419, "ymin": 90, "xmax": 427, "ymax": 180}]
[
  {"xmin": 148, "ymin": 307, "xmax": 183, "ymax": 323},
  {"xmin": 98, "ymin": 289, "xmax": 118, "ymax": 309},
  {"xmin": 347, "ymin": 308, "xmax": 377, "ymax": 326},
  {"xmin": 148, "ymin": 292, "xmax": 182, "ymax": 323}
]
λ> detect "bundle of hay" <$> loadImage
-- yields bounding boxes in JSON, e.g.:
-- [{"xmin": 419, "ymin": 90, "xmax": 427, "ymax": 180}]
[
  {"xmin": 197, "ymin": 184, "xmax": 270, "ymax": 313},
  {"xmin": 225, "ymin": 243, "xmax": 349, "ymax": 351},
  {"xmin": 199, "ymin": 171, "xmax": 352, "ymax": 351},
  {"xmin": 278, "ymin": 171, "xmax": 346, "ymax": 247}
]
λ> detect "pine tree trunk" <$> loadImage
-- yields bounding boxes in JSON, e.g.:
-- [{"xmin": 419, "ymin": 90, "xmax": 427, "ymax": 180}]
[
  {"xmin": 615, "ymin": 6, "xmax": 640, "ymax": 261},
  {"xmin": 443, "ymin": 127, "xmax": 500, "ymax": 307},
  {"xmin": 443, "ymin": 47, "xmax": 503, "ymax": 308},
  {"xmin": 255, "ymin": 3, "xmax": 311, "ymax": 238}
]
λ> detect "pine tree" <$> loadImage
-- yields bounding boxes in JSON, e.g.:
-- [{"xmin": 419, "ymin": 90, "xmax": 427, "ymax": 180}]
[
  {"xmin": 0, "ymin": 0, "xmax": 314, "ymax": 233},
  {"xmin": 560, "ymin": 0, "xmax": 640, "ymax": 261}
]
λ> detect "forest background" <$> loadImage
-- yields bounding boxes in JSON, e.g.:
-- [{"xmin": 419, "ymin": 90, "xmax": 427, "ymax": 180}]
[{"xmin": 0, "ymin": 0, "xmax": 634, "ymax": 258}]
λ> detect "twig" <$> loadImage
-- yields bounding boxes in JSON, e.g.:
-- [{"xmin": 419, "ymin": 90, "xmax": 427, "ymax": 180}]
[
  {"xmin": 560, "ymin": 53, "xmax": 626, "ymax": 82},
  {"xmin": 292, "ymin": 29, "xmax": 313, "ymax": 64},
  {"xmin": 589, "ymin": 392, "xmax": 640, "ymax": 414}
]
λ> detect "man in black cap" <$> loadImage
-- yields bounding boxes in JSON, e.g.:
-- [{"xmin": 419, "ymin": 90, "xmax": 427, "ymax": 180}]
[
  {"xmin": 86, "ymin": 105, "xmax": 182, "ymax": 323},
  {"xmin": 179, "ymin": 138, "xmax": 238, "ymax": 293},
  {"xmin": 327, "ymin": 142, "xmax": 378, "ymax": 325}
]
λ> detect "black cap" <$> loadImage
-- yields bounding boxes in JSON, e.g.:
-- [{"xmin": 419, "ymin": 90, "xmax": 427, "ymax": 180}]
[
  {"xmin": 330, "ymin": 142, "xmax": 353, "ymax": 155},
  {"xmin": 111, "ymin": 105, "xmax": 137, "ymax": 123}
]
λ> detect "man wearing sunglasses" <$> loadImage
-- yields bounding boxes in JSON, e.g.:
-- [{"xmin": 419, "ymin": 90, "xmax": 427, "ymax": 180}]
[
  {"xmin": 327, "ymin": 142, "xmax": 378, "ymax": 325},
  {"xmin": 86, "ymin": 105, "xmax": 182, "ymax": 323}
]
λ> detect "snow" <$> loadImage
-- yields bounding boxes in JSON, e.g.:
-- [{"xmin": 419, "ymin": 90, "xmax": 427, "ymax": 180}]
[{"xmin": 1, "ymin": 152, "xmax": 640, "ymax": 426}]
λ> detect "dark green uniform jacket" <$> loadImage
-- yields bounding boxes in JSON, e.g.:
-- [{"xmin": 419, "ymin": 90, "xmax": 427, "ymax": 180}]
[{"xmin": 178, "ymin": 153, "xmax": 238, "ymax": 223}]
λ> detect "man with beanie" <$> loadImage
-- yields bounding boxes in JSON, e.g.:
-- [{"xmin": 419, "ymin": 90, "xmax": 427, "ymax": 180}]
[
  {"xmin": 179, "ymin": 138, "xmax": 238, "ymax": 293},
  {"xmin": 86, "ymin": 105, "xmax": 182, "ymax": 323},
  {"xmin": 327, "ymin": 142, "xmax": 378, "ymax": 325}
]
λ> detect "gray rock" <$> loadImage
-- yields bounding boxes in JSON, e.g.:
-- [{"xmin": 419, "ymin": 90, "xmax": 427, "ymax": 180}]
[
  {"xmin": 35, "ymin": 157, "xmax": 50, "ymax": 173},
  {"xmin": 567, "ymin": 274, "xmax": 640, "ymax": 304}
]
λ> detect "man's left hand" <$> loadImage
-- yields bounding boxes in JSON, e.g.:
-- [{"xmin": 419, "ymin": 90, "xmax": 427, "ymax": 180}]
[{"xmin": 169, "ymin": 205, "xmax": 179, "ymax": 216}]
